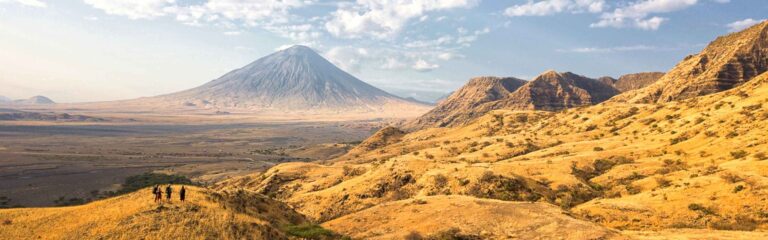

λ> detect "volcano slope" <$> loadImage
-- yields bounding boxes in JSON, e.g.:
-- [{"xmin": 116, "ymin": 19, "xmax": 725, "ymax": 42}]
[
  {"xmin": 220, "ymin": 56, "xmax": 768, "ymax": 239},
  {"xmin": 0, "ymin": 187, "xmax": 342, "ymax": 240}
]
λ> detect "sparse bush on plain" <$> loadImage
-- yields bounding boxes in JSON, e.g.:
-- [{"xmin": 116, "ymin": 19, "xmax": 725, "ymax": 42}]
[
  {"xmin": 593, "ymin": 147, "xmax": 604, "ymax": 151},
  {"xmin": 730, "ymin": 150, "xmax": 748, "ymax": 159},
  {"xmin": 688, "ymin": 203, "xmax": 716, "ymax": 215}
]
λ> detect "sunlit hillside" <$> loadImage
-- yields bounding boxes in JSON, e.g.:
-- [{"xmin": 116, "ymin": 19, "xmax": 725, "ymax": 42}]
[{"xmin": 0, "ymin": 187, "xmax": 345, "ymax": 240}]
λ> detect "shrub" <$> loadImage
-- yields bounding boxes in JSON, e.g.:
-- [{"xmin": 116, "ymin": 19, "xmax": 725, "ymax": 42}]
[
  {"xmin": 755, "ymin": 152, "xmax": 767, "ymax": 161},
  {"xmin": 720, "ymin": 172, "xmax": 743, "ymax": 183},
  {"xmin": 593, "ymin": 147, "xmax": 604, "ymax": 151},
  {"xmin": 730, "ymin": 150, "xmax": 748, "ymax": 159},
  {"xmin": 733, "ymin": 185, "xmax": 745, "ymax": 193},
  {"xmin": 425, "ymin": 154, "xmax": 435, "ymax": 159},
  {"xmin": 655, "ymin": 177, "xmax": 672, "ymax": 188},
  {"xmin": 688, "ymin": 203, "xmax": 716, "ymax": 215}
]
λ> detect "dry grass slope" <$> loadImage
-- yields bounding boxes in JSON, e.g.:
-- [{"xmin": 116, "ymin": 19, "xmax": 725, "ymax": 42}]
[
  {"xmin": 0, "ymin": 187, "xmax": 313, "ymax": 240},
  {"xmin": 228, "ymin": 70, "xmax": 768, "ymax": 237}
]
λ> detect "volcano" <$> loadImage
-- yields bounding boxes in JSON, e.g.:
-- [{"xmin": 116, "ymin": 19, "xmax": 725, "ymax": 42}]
[{"xmin": 159, "ymin": 45, "xmax": 426, "ymax": 112}]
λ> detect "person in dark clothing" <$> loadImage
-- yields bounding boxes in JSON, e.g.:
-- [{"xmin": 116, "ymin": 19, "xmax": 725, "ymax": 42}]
[
  {"xmin": 155, "ymin": 188, "xmax": 163, "ymax": 203},
  {"xmin": 152, "ymin": 185, "xmax": 159, "ymax": 198},
  {"xmin": 165, "ymin": 185, "xmax": 172, "ymax": 201},
  {"xmin": 179, "ymin": 186, "xmax": 186, "ymax": 202}
]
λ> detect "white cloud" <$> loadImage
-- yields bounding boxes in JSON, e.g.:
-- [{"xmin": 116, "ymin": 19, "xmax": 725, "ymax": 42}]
[
  {"xmin": 0, "ymin": 0, "xmax": 47, "ymax": 8},
  {"xmin": 167, "ymin": 0, "xmax": 308, "ymax": 26},
  {"xmin": 412, "ymin": 59, "xmax": 439, "ymax": 72},
  {"xmin": 590, "ymin": 0, "xmax": 698, "ymax": 30},
  {"xmin": 223, "ymin": 31, "xmax": 241, "ymax": 36},
  {"xmin": 325, "ymin": 0, "xmax": 480, "ymax": 39},
  {"xmin": 83, "ymin": 0, "xmax": 174, "ymax": 19},
  {"xmin": 726, "ymin": 18, "xmax": 765, "ymax": 32},
  {"xmin": 504, "ymin": 0, "xmax": 605, "ymax": 17}
]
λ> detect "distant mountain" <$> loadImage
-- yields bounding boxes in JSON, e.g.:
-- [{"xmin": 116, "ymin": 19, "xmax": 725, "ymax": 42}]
[
  {"xmin": 12, "ymin": 96, "xmax": 55, "ymax": 105},
  {"xmin": 159, "ymin": 45, "xmax": 428, "ymax": 112},
  {"xmin": 0, "ymin": 96, "xmax": 11, "ymax": 103},
  {"xmin": 618, "ymin": 20, "xmax": 768, "ymax": 103},
  {"xmin": 405, "ymin": 72, "xmax": 618, "ymax": 129}
]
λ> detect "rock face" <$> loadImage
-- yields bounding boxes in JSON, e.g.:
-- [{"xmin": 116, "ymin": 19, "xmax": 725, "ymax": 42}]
[
  {"xmin": 162, "ymin": 45, "xmax": 426, "ymax": 111},
  {"xmin": 406, "ymin": 72, "xmax": 619, "ymax": 129},
  {"xmin": 619, "ymin": 20, "xmax": 768, "ymax": 103},
  {"xmin": 492, "ymin": 71, "xmax": 618, "ymax": 111},
  {"xmin": 613, "ymin": 72, "xmax": 664, "ymax": 92},
  {"xmin": 405, "ymin": 76, "xmax": 527, "ymax": 128},
  {"xmin": 13, "ymin": 96, "xmax": 55, "ymax": 104}
]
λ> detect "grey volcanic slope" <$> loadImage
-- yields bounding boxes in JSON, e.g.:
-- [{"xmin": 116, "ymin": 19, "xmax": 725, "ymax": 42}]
[{"xmin": 163, "ymin": 45, "xmax": 419, "ymax": 110}]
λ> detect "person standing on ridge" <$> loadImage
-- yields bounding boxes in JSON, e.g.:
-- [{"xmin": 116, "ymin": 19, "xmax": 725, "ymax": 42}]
[
  {"xmin": 166, "ymin": 185, "xmax": 173, "ymax": 202},
  {"xmin": 180, "ymin": 186, "xmax": 186, "ymax": 202},
  {"xmin": 152, "ymin": 185, "xmax": 159, "ymax": 201},
  {"xmin": 155, "ymin": 188, "xmax": 163, "ymax": 203}
]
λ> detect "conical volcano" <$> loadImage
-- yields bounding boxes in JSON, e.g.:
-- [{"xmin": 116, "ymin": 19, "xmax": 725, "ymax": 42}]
[{"xmin": 163, "ymin": 45, "xmax": 425, "ymax": 111}]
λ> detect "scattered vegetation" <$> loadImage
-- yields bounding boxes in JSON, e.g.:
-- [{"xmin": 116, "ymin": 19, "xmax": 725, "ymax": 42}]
[{"xmin": 283, "ymin": 223, "xmax": 346, "ymax": 240}]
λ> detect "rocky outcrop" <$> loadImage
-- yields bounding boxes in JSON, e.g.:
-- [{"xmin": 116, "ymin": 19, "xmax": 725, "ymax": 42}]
[
  {"xmin": 618, "ymin": 20, "xmax": 768, "ymax": 103},
  {"xmin": 404, "ymin": 76, "xmax": 526, "ymax": 129},
  {"xmin": 613, "ymin": 72, "xmax": 664, "ymax": 92},
  {"xmin": 491, "ymin": 71, "xmax": 619, "ymax": 111},
  {"xmin": 406, "ymin": 71, "xmax": 619, "ymax": 129}
]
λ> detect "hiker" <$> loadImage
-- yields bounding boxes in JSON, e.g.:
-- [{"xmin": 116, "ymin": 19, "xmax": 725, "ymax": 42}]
[
  {"xmin": 166, "ymin": 185, "xmax": 173, "ymax": 201},
  {"xmin": 155, "ymin": 188, "xmax": 163, "ymax": 203},
  {"xmin": 152, "ymin": 185, "xmax": 159, "ymax": 199},
  {"xmin": 180, "ymin": 186, "xmax": 186, "ymax": 202}
]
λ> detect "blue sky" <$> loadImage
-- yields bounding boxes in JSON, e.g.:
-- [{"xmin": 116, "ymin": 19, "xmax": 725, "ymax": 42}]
[{"xmin": 0, "ymin": 0, "xmax": 765, "ymax": 103}]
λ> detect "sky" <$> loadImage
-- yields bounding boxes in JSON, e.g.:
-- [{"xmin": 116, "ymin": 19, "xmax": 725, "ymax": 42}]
[{"xmin": 0, "ymin": 0, "xmax": 765, "ymax": 103}]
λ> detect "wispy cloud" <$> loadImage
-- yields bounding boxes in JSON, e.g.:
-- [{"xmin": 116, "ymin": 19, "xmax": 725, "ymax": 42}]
[
  {"xmin": 0, "ymin": 0, "xmax": 47, "ymax": 8},
  {"xmin": 726, "ymin": 18, "xmax": 766, "ymax": 32},
  {"xmin": 504, "ymin": 0, "xmax": 731, "ymax": 31},
  {"xmin": 324, "ymin": 0, "xmax": 480, "ymax": 40},
  {"xmin": 504, "ymin": 0, "xmax": 604, "ymax": 17}
]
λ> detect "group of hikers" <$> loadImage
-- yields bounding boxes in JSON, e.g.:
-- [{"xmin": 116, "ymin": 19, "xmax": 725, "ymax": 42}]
[{"xmin": 152, "ymin": 185, "xmax": 186, "ymax": 203}]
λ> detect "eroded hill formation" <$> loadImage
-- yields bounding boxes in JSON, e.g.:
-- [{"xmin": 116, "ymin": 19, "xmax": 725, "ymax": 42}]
[{"xmin": 406, "ymin": 71, "xmax": 622, "ymax": 129}]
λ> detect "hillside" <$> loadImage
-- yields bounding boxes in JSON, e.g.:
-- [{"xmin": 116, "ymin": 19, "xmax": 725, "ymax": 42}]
[
  {"xmin": 406, "ymin": 71, "xmax": 618, "ymax": 129},
  {"xmin": 613, "ymin": 72, "xmax": 665, "ymax": 92},
  {"xmin": 405, "ymin": 76, "xmax": 526, "ymax": 129},
  {"xmin": 600, "ymin": 72, "xmax": 665, "ymax": 92},
  {"xmin": 223, "ymin": 23, "xmax": 768, "ymax": 237},
  {"xmin": 226, "ymin": 70, "xmax": 768, "ymax": 239},
  {"xmin": 0, "ymin": 187, "xmax": 332, "ymax": 240},
  {"xmin": 618, "ymin": 20, "xmax": 768, "ymax": 103}
]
